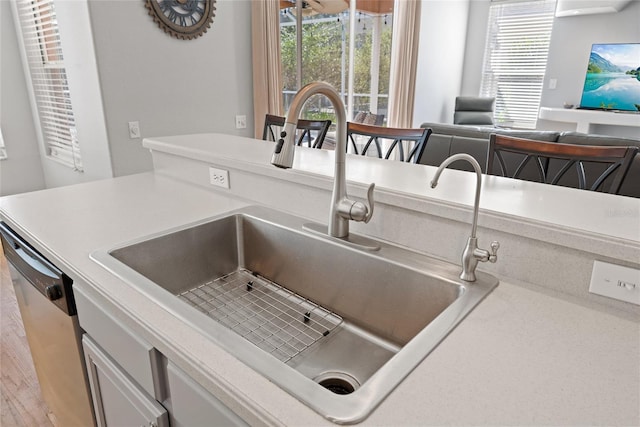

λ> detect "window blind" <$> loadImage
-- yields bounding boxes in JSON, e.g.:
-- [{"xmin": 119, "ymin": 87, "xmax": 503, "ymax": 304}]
[
  {"xmin": 15, "ymin": 0, "xmax": 82, "ymax": 171},
  {"xmin": 480, "ymin": 0, "xmax": 556, "ymax": 129}
]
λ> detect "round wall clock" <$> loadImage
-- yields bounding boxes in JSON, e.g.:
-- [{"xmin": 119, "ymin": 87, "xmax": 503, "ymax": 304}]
[{"xmin": 145, "ymin": 0, "xmax": 216, "ymax": 40}]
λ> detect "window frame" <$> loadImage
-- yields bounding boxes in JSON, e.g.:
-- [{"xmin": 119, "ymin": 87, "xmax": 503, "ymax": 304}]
[
  {"xmin": 12, "ymin": 0, "xmax": 83, "ymax": 171},
  {"xmin": 0, "ymin": 128, "xmax": 6, "ymax": 160}
]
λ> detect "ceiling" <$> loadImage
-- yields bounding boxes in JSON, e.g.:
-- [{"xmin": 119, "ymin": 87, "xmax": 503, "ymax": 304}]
[
  {"xmin": 279, "ymin": 0, "xmax": 394, "ymax": 16},
  {"xmin": 555, "ymin": 0, "xmax": 634, "ymax": 16}
]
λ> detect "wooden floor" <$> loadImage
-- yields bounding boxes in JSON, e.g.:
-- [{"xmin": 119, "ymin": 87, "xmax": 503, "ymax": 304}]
[{"xmin": 0, "ymin": 246, "xmax": 55, "ymax": 426}]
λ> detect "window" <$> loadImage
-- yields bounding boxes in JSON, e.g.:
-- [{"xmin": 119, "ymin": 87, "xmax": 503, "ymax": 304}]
[
  {"xmin": 0, "ymin": 128, "xmax": 6, "ymax": 160},
  {"xmin": 480, "ymin": 0, "xmax": 556, "ymax": 129},
  {"xmin": 279, "ymin": 1, "xmax": 394, "ymax": 124},
  {"xmin": 14, "ymin": 0, "xmax": 82, "ymax": 170}
]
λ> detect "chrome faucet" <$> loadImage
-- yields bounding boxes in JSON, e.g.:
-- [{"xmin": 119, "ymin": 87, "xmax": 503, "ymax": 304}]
[
  {"xmin": 430, "ymin": 153, "xmax": 499, "ymax": 282},
  {"xmin": 271, "ymin": 81, "xmax": 375, "ymax": 238}
]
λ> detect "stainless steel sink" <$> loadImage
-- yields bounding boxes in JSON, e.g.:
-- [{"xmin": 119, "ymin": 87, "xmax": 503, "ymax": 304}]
[{"xmin": 91, "ymin": 205, "xmax": 498, "ymax": 424}]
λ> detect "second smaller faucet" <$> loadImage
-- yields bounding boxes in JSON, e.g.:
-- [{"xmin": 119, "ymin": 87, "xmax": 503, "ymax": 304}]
[{"xmin": 430, "ymin": 153, "xmax": 500, "ymax": 282}]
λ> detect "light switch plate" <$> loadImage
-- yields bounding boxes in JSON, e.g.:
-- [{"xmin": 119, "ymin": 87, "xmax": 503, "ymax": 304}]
[
  {"xmin": 209, "ymin": 167, "xmax": 229, "ymax": 189},
  {"xmin": 589, "ymin": 260, "xmax": 640, "ymax": 305}
]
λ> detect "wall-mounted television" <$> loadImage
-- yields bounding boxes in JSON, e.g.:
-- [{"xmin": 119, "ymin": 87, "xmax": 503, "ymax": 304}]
[{"xmin": 578, "ymin": 43, "xmax": 640, "ymax": 112}]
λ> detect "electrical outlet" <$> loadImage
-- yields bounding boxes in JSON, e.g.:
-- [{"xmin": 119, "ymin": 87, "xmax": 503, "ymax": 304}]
[
  {"xmin": 549, "ymin": 78, "xmax": 557, "ymax": 90},
  {"xmin": 128, "ymin": 121, "xmax": 141, "ymax": 139},
  {"xmin": 209, "ymin": 167, "xmax": 230, "ymax": 189},
  {"xmin": 235, "ymin": 115, "xmax": 247, "ymax": 129},
  {"xmin": 589, "ymin": 260, "xmax": 640, "ymax": 305}
]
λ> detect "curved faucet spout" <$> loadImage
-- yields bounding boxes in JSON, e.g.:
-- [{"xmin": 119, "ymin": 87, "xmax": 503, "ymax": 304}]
[
  {"xmin": 271, "ymin": 81, "xmax": 375, "ymax": 239},
  {"xmin": 271, "ymin": 82, "xmax": 347, "ymax": 170},
  {"xmin": 430, "ymin": 153, "xmax": 499, "ymax": 282},
  {"xmin": 430, "ymin": 154, "xmax": 482, "ymax": 239}
]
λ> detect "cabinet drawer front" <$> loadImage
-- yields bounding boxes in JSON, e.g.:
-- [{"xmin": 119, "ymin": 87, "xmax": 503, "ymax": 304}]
[
  {"xmin": 167, "ymin": 362, "xmax": 248, "ymax": 427},
  {"xmin": 75, "ymin": 284, "xmax": 159, "ymax": 397},
  {"xmin": 83, "ymin": 335, "xmax": 168, "ymax": 427}
]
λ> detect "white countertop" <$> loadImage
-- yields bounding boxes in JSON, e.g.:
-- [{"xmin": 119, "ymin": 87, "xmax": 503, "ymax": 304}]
[{"xmin": 1, "ymin": 134, "xmax": 639, "ymax": 425}]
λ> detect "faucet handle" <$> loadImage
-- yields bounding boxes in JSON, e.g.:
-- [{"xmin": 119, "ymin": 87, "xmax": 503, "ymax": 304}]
[
  {"xmin": 488, "ymin": 241, "xmax": 500, "ymax": 263},
  {"xmin": 340, "ymin": 183, "xmax": 375, "ymax": 223},
  {"xmin": 363, "ymin": 183, "xmax": 375, "ymax": 223}
]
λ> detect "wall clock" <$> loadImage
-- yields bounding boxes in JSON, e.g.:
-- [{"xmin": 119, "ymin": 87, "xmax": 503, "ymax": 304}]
[{"xmin": 145, "ymin": 0, "xmax": 216, "ymax": 40}]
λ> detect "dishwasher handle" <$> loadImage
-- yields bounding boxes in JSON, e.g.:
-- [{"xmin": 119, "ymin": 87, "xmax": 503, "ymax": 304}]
[
  {"xmin": 0, "ymin": 223, "xmax": 60, "ymax": 278},
  {"xmin": 8, "ymin": 237, "xmax": 59, "ymax": 280},
  {"xmin": 0, "ymin": 222, "xmax": 75, "ymax": 314}
]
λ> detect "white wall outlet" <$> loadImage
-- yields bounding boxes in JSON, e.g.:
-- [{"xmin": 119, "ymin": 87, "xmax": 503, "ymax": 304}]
[
  {"xmin": 549, "ymin": 78, "xmax": 557, "ymax": 90},
  {"xmin": 589, "ymin": 260, "xmax": 640, "ymax": 305},
  {"xmin": 128, "ymin": 121, "xmax": 141, "ymax": 139},
  {"xmin": 235, "ymin": 115, "xmax": 247, "ymax": 129},
  {"xmin": 209, "ymin": 167, "xmax": 230, "ymax": 189}
]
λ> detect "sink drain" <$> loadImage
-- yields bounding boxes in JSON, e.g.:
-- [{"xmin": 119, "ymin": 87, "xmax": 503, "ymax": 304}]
[{"xmin": 314, "ymin": 372, "xmax": 360, "ymax": 395}]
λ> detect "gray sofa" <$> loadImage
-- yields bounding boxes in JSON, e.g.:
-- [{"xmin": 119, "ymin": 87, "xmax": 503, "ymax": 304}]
[{"xmin": 419, "ymin": 122, "xmax": 640, "ymax": 198}]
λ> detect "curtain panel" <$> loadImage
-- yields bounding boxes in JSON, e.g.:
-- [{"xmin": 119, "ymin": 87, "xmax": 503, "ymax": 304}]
[
  {"xmin": 251, "ymin": 0, "xmax": 284, "ymax": 139},
  {"xmin": 387, "ymin": 0, "xmax": 421, "ymax": 128}
]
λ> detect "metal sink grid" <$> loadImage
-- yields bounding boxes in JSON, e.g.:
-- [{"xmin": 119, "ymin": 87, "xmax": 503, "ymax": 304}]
[{"xmin": 178, "ymin": 268, "xmax": 343, "ymax": 362}]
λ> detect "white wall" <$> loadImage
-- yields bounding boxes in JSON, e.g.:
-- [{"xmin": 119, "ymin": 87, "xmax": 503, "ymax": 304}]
[
  {"xmin": 50, "ymin": 0, "xmax": 114, "ymax": 186},
  {"xmin": 87, "ymin": 0, "xmax": 255, "ymax": 177},
  {"xmin": 459, "ymin": 0, "xmax": 490, "ymax": 96},
  {"xmin": 412, "ymin": 0, "xmax": 470, "ymax": 126},
  {"xmin": 0, "ymin": 0, "xmax": 45, "ymax": 196}
]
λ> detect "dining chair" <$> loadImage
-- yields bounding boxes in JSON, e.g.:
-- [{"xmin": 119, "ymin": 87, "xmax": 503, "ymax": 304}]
[
  {"xmin": 346, "ymin": 122, "xmax": 432, "ymax": 164},
  {"xmin": 262, "ymin": 114, "xmax": 332, "ymax": 149},
  {"xmin": 487, "ymin": 134, "xmax": 639, "ymax": 194}
]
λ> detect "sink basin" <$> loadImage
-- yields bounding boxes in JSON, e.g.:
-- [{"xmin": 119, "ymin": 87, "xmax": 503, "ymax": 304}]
[{"xmin": 91, "ymin": 205, "xmax": 498, "ymax": 424}]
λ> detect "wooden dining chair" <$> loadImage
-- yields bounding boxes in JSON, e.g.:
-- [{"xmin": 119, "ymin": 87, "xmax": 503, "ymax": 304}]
[
  {"xmin": 346, "ymin": 122, "xmax": 432, "ymax": 164},
  {"xmin": 262, "ymin": 114, "xmax": 332, "ymax": 149},
  {"xmin": 487, "ymin": 134, "xmax": 639, "ymax": 194}
]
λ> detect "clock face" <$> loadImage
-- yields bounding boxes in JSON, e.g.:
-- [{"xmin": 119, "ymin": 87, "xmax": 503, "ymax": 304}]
[{"xmin": 145, "ymin": 0, "xmax": 216, "ymax": 40}]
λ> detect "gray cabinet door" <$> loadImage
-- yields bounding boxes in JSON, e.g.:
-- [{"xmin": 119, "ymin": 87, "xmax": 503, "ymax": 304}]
[
  {"xmin": 167, "ymin": 361, "xmax": 248, "ymax": 427},
  {"xmin": 75, "ymin": 284, "xmax": 161, "ymax": 398},
  {"xmin": 83, "ymin": 335, "xmax": 169, "ymax": 427}
]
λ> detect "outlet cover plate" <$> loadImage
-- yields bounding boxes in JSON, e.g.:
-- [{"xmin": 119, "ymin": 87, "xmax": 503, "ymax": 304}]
[
  {"xmin": 209, "ymin": 167, "xmax": 229, "ymax": 189},
  {"xmin": 589, "ymin": 260, "xmax": 640, "ymax": 305},
  {"xmin": 128, "ymin": 121, "xmax": 141, "ymax": 139},
  {"xmin": 235, "ymin": 115, "xmax": 247, "ymax": 129}
]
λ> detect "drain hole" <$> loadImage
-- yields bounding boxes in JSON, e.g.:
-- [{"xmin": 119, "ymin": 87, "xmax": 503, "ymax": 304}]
[
  {"xmin": 315, "ymin": 372, "xmax": 359, "ymax": 395},
  {"xmin": 319, "ymin": 378, "xmax": 355, "ymax": 395}
]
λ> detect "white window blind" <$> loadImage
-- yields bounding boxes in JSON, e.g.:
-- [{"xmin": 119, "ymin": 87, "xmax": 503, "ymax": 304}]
[
  {"xmin": 0, "ymin": 128, "xmax": 6, "ymax": 160},
  {"xmin": 15, "ymin": 0, "xmax": 82, "ymax": 171},
  {"xmin": 480, "ymin": 0, "xmax": 556, "ymax": 129}
]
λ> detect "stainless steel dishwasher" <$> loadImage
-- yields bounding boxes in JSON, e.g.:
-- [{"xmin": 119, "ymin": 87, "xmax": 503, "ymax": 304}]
[{"xmin": 0, "ymin": 222, "xmax": 95, "ymax": 427}]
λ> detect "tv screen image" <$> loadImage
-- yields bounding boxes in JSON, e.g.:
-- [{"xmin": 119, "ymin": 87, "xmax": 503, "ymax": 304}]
[{"xmin": 578, "ymin": 43, "xmax": 640, "ymax": 112}]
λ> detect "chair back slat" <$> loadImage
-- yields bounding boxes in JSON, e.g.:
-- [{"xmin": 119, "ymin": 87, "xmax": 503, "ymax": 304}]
[
  {"xmin": 488, "ymin": 134, "xmax": 638, "ymax": 194},
  {"xmin": 262, "ymin": 114, "xmax": 331, "ymax": 149},
  {"xmin": 346, "ymin": 122, "xmax": 432, "ymax": 164}
]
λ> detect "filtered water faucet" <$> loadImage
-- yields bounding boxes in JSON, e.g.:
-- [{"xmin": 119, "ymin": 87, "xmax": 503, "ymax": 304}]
[{"xmin": 430, "ymin": 153, "xmax": 499, "ymax": 282}]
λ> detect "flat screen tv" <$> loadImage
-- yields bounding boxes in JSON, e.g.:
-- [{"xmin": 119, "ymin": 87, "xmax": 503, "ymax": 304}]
[{"xmin": 578, "ymin": 43, "xmax": 640, "ymax": 112}]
